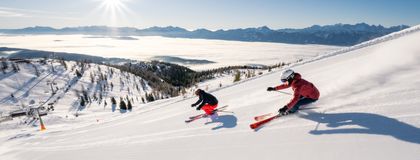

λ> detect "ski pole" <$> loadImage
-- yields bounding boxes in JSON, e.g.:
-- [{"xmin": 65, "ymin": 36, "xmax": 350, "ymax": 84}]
[
  {"xmin": 275, "ymin": 90, "xmax": 292, "ymax": 95},
  {"xmin": 217, "ymin": 110, "xmax": 235, "ymax": 114}
]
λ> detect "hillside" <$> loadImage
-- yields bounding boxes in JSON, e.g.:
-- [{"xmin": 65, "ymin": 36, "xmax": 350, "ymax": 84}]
[
  {"xmin": 0, "ymin": 25, "xmax": 420, "ymax": 160},
  {"xmin": 0, "ymin": 59, "xmax": 161, "ymax": 127}
]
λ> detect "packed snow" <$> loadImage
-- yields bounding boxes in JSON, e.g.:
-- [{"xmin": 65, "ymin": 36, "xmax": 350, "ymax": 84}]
[
  {"xmin": 1, "ymin": 25, "xmax": 420, "ymax": 160},
  {"xmin": 0, "ymin": 35, "xmax": 341, "ymax": 70}
]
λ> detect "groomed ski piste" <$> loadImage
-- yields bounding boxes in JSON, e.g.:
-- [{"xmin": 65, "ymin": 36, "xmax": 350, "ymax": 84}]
[{"xmin": 1, "ymin": 25, "xmax": 420, "ymax": 160}]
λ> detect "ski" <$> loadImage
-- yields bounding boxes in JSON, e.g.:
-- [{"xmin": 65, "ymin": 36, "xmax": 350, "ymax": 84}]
[
  {"xmin": 187, "ymin": 105, "xmax": 228, "ymax": 119},
  {"xmin": 254, "ymin": 107, "xmax": 318, "ymax": 122},
  {"xmin": 185, "ymin": 105, "xmax": 228, "ymax": 123},
  {"xmin": 185, "ymin": 114, "xmax": 206, "ymax": 123},
  {"xmin": 214, "ymin": 105, "xmax": 228, "ymax": 112},
  {"xmin": 188, "ymin": 114, "xmax": 203, "ymax": 120},
  {"xmin": 254, "ymin": 113, "xmax": 274, "ymax": 121},
  {"xmin": 250, "ymin": 114, "xmax": 280, "ymax": 130}
]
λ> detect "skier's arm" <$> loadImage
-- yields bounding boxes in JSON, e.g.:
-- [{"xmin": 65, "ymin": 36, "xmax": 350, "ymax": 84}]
[
  {"xmin": 274, "ymin": 83, "xmax": 290, "ymax": 90},
  {"xmin": 286, "ymin": 87, "xmax": 301, "ymax": 109},
  {"xmin": 197, "ymin": 102, "xmax": 205, "ymax": 110},
  {"xmin": 192, "ymin": 95, "xmax": 203, "ymax": 107}
]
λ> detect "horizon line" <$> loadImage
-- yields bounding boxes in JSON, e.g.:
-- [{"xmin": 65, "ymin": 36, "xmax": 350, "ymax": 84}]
[{"xmin": 0, "ymin": 22, "xmax": 411, "ymax": 31}]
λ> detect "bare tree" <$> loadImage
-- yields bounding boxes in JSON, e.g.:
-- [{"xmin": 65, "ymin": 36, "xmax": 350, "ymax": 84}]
[{"xmin": 1, "ymin": 59, "xmax": 7, "ymax": 74}]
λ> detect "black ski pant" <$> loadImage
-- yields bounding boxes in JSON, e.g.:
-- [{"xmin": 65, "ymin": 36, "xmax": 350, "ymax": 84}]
[{"xmin": 289, "ymin": 96, "xmax": 318, "ymax": 113}]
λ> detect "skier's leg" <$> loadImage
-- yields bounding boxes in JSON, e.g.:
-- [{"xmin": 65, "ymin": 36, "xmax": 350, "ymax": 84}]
[
  {"xmin": 209, "ymin": 104, "xmax": 219, "ymax": 121},
  {"xmin": 289, "ymin": 97, "xmax": 317, "ymax": 113},
  {"xmin": 202, "ymin": 104, "xmax": 218, "ymax": 115},
  {"xmin": 202, "ymin": 104, "xmax": 212, "ymax": 115},
  {"xmin": 202, "ymin": 104, "xmax": 218, "ymax": 122},
  {"xmin": 209, "ymin": 104, "xmax": 217, "ymax": 114},
  {"xmin": 210, "ymin": 112, "xmax": 219, "ymax": 121}
]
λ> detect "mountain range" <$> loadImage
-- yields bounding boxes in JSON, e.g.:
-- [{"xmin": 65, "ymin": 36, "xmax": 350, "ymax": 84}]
[{"xmin": 0, "ymin": 23, "xmax": 409, "ymax": 46}]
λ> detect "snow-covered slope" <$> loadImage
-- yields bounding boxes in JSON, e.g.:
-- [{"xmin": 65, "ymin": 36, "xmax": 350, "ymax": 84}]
[
  {"xmin": 0, "ymin": 60, "xmax": 153, "ymax": 132},
  {"xmin": 1, "ymin": 25, "xmax": 420, "ymax": 160}
]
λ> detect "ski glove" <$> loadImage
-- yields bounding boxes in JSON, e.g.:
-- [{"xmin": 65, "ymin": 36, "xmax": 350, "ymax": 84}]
[
  {"xmin": 196, "ymin": 107, "xmax": 201, "ymax": 111},
  {"xmin": 267, "ymin": 87, "xmax": 276, "ymax": 91},
  {"xmin": 191, "ymin": 104, "xmax": 196, "ymax": 107},
  {"xmin": 279, "ymin": 106, "xmax": 289, "ymax": 115}
]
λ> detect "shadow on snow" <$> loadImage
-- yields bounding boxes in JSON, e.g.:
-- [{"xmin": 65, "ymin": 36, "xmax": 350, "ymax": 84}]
[
  {"xmin": 205, "ymin": 114, "xmax": 238, "ymax": 130},
  {"xmin": 301, "ymin": 111, "xmax": 420, "ymax": 144}
]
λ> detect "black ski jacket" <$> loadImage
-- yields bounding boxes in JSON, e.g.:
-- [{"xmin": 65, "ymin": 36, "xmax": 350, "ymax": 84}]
[{"xmin": 192, "ymin": 90, "xmax": 218, "ymax": 109}]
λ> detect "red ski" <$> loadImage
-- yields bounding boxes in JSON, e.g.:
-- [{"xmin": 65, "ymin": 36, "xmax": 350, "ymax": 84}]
[
  {"xmin": 185, "ymin": 105, "xmax": 228, "ymax": 123},
  {"xmin": 250, "ymin": 114, "xmax": 280, "ymax": 129},
  {"xmin": 253, "ymin": 107, "xmax": 318, "ymax": 124},
  {"xmin": 254, "ymin": 113, "xmax": 274, "ymax": 121}
]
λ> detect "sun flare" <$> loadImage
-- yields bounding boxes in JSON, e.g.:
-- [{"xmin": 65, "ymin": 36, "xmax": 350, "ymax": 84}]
[
  {"xmin": 96, "ymin": 0, "xmax": 132, "ymax": 26},
  {"xmin": 103, "ymin": 0, "xmax": 123, "ymax": 9}
]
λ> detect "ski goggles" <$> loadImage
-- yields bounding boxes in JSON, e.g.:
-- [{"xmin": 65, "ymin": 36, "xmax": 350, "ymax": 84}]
[{"xmin": 281, "ymin": 78, "xmax": 287, "ymax": 83}]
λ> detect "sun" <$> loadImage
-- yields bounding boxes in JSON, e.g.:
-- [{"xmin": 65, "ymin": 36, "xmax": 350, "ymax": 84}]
[
  {"xmin": 101, "ymin": 0, "xmax": 125, "ymax": 13},
  {"xmin": 89, "ymin": 0, "xmax": 135, "ymax": 28},
  {"xmin": 103, "ymin": 0, "xmax": 124, "ymax": 9},
  {"xmin": 96, "ymin": 0, "xmax": 131, "ymax": 25}
]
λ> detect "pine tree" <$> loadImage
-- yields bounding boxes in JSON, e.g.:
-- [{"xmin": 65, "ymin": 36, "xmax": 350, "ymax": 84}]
[
  {"xmin": 81, "ymin": 85, "xmax": 89, "ymax": 104},
  {"xmin": 146, "ymin": 93, "xmax": 155, "ymax": 102},
  {"xmin": 76, "ymin": 69, "xmax": 82, "ymax": 78},
  {"xmin": 111, "ymin": 97, "xmax": 116, "ymax": 105},
  {"xmin": 50, "ymin": 60, "xmax": 55, "ymax": 72},
  {"xmin": 233, "ymin": 70, "xmax": 241, "ymax": 82},
  {"xmin": 110, "ymin": 68, "xmax": 114, "ymax": 77},
  {"xmin": 1, "ymin": 60, "xmax": 7, "ymax": 74},
  {"xmin": 41, "ymin": 57, "xmax": 47, "ymax": 65},
  {"xmin": 136, "ymin": 84, "xmax": 140, "ymax": 91},
  {"xmin": 12, "ymin": 63, "xmax": 19, "ymax": 72},
  {"xmin": 32, "ymin": 64, "xmax": 40, "ymax": 77},
  {"xmin": 246, "ymin": 70, "xmax": 251, "ymax": 78},
  {"xmin": 140, "ymin": 79, "xmax": 147, "ymax": 90},
  {"xmin": 90, "ymin": 72, "xmax": 95, "ymax": 83},
  {"xmin": 180, "ymin": 87, "xmax": 187, "ymax": 96},
  {"xmin": 80, "ymin": 96, "xmax": 86, "ymax": 106},
  {"xmin": 62, "ymin": 59, "xmax": 68, "ymax": 70},
  {"xmin": 127, "ymin": 100, "xmax": 132, "ymax": 110},
  {"xmin": 119, "ymin": 98, "xmax": 127, "ymax": 110}
]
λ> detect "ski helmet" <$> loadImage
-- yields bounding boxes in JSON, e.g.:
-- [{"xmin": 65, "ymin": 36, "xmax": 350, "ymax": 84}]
[
  {"xmin": 195, "ymin": 89, "xmax": 202, "ymax": 95},
  {"xmin": 281, "ymin": 69, "xmax": 295, "ymax": 83}
]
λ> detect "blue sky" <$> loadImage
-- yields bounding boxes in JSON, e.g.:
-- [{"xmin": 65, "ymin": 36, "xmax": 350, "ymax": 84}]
[{"xmin": 0, "ymin": 0, "xmax": 419, "ymax": 30}]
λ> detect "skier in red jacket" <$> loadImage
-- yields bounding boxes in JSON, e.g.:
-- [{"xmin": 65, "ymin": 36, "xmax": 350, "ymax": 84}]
[{"xmin": 267, "ymin": 69, "xmax": 320, "ymax": 115}]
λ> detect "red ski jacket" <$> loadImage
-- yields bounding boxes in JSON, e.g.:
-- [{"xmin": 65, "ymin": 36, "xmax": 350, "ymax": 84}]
[{"xmin": 274, "ymin": 73, "xmax": 320, "ymax": 109}]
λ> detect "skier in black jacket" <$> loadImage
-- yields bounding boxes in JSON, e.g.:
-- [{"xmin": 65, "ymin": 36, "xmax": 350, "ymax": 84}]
[{"xmin": 191, "ymin": 89, "xmax": 218, "ymax": 116}]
